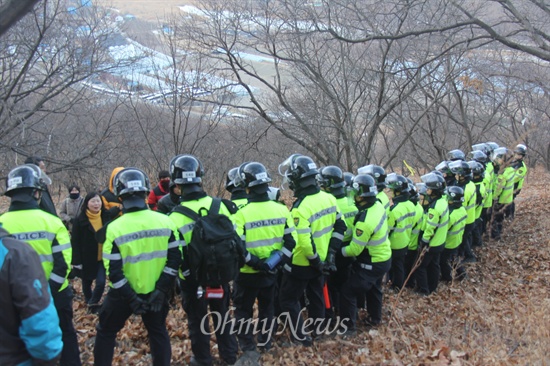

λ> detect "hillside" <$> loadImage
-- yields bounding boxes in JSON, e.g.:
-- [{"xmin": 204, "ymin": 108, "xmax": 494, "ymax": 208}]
[{"xmin": 71, "ymin": 168, "xmax": 550, "ymax": 365}]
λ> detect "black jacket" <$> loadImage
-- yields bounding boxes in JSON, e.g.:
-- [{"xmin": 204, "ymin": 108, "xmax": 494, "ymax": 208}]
[
  {"xmin": 39, "ymin": 187, "xmax": 58, "ymax": 216},
  {"xmin": 71, "ymin": 209, "xmax": 111, "ymax": 279}
]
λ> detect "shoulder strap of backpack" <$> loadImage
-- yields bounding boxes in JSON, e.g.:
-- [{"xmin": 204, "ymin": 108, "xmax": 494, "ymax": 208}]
[
  {"xmin": 173, "ymin": 205, "xmax": 201, "ymax": 221},
  {"xmin": 210, "ymin": 198, "xmax": 221, "ymax": 215}
]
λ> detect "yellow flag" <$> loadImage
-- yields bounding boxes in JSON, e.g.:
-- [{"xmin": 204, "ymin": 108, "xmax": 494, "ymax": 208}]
[{"xmin": 403, "ymin": 160, "xmax": 415, "ymax": 176}]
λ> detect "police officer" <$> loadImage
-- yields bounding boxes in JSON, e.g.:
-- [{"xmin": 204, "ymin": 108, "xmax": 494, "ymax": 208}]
[
  {"xmin": 404, "ymin": 182, "xmax": 426, "ymax": 288},
  {"xmin": 168, "ymin": 154, "xmax": 239, "ymax": 366},
  {"xmin": 448, "ymin": 160, "xmax": 477, "ymax": 262},
  {"xmin": 491, "ymin": 148, "xmax": 515, "ymax": 240},
  {"xmin": 0, "ymin": 226, "xmax": 63, "ymax": 366},
  {"xmin": 232, "ymin": 162, "xmax": 297, "ymax": 354},
  {"xmin": 226, "ymin": 166, "xmax": 248, "ymax": 208},
  {"xmin": 506, "ymin": 144, "xmax": 528, "ymax": 219},
  {"xmin": 23, "ymin": 156, "xmax": 57, "ymax": 216},
  {"xmin": 435, "ymin": 161, "xmax": 457, "ymax": 187},
  {"xmin": 0, "ymin": 164, "xmax": 80, "ymax": 366},
  {"xmin": 278, "ymin": 154, "xmax": 346, "ymax": 344},
  {"xmin": 385, "ymin": 173, "xmax": 416, "ymax": 290},
  {"xmin": 416, "ymin": 172, "xmax": 449, "ymax": 295},
  {"xmin": 440, "ymin": 186, "xmax": 467, "ymax": 281},
  {"xmin": 472, "ymin": 143, "xmax": 496, "ymax": 235},
  {"xmin": 94, "ymin": 168, "xmax": 181, "ymax": 366},
  {"xmin": 357, "ymin": 164, "xmax": 390, "ymax": 216},
  {"xmin": 339, "ymin": 174, "xmax": 391, "ymax": 333},
  {"xmin": 468, "ymin": 161, "xmax": 487, "ymax": 248},
  {"xmin": 317, "ymin": 166, "xmax": 358, "ymax": 319}
]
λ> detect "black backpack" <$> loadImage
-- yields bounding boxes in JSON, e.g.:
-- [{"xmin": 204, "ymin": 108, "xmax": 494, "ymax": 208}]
[{"xmin": 174, "ymin": 198, "xmax": 244, "ymax": 287}]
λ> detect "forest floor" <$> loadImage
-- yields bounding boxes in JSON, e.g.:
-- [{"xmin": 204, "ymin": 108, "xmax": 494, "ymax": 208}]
[{"xmin": 71, "ymin": 167, "xmax": 550, "ymax": 365}]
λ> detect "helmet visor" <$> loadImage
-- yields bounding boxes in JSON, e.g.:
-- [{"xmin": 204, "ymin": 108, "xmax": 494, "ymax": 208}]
[{"xmin": 278, "ymin": 155, "xmax": 296, "ymax": 176}]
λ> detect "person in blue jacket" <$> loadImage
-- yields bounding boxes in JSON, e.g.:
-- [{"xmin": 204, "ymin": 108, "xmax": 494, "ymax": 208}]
[{"xmin": 0, "ymin": 226, "xmax": 63, "ymax": 366}]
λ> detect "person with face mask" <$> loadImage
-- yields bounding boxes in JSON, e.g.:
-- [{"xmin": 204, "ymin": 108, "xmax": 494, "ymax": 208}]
[
  {"xmin": 59, "ymin": 184, "xmax": 85, "ymax": 233},
  {"xmin": 147, "ymin": 170, "xmax": 171, "ymax": 211}
]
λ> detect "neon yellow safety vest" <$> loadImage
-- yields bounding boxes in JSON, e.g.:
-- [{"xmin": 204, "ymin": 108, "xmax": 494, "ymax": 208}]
[
  {"xmin": 513, "ymin": 160, "xmax": 527, "ymax": 191},
  {"xmin": 235, "ymin": 200, "xmax": 297, "ymax": 274},
  {"xmin": 291, "ymin": 191, "xmax": 341, "ymax": 266},
  {"xmin": 232, "ymin": 198, "xmax": 248, "ymax": 210},
  {"xmin": 103, "ymin": 209, "xmax": 180, "ymax": 294},
  {"xmin": 377, "ymin": 191, "xmax": 390, "ymax": 217},
  {"xmin": 445, "ymin": 206, "xmax": 467, "ymax": 249},
  {"xmin": 342, "ymin": 201, "xmax": 391, "ymax": 263},
  {"xmin": 474, "ymin": 181, "xmax": 486, "ymax": 219},
  {"xmin": 388, "ymin": 197, "xmax": 416, "ymax": 250},
  {"xmin": 1, "ymin": 209, "xmax": 72, "ymax": 292},
  {"xmin": 421, "ymin": 196, "xmax": 449, "ymax": 247},
  {"xmin": 462, "ymin": 181, "xmax": 477, "ymax": 225},
  {"xmin": 483, "ymin": 162, "xmax": 495, "ymax": 208},
  {"xmin": 494, "ymin": 166, "xmax": 515, "ymax": 204},
  {"xmin": 408, "ymin": 202, "xmax": 424, "ymax": 250},
  {"xmin": 336, "ymin": 196, "xmax": 358, "ymax": 243}
]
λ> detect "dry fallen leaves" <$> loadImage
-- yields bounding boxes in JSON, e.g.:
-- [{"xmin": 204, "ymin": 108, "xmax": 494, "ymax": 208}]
[{"xmin": 71, "ymin": 168, "xmax": 550, "ymax": 365}]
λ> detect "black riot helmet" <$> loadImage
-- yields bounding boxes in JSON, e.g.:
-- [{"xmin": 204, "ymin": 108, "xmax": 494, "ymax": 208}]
[
  {"xmin": 421, "ymin": 172, "xmax": 446, "ymax": 195},
  {"xmin": 447, "ymin": 149, "xmax": 466, "ymax": 161},
  {"xmin": 472, "ymin": 143, "xmax": 491, "ymax": 157},
  {"xmin": 351, "ymin": 174, "xmax": 378, "ymax": 197},
  {"xmin": 225, "ymin": 167, "xmax": 240, "ymax": 192},
  {"xmin": 435, "ymin": 161, "xmax": 452, "ymax": 175},
  {"xmin": 485, "ymin": 142, "xmax": 500, "ymax": 156},
  {"xmin": 343, "ymin": 172, "xmax": 355, "ymax": 187},
  {"xmin": 416, "ymin": 182, "xmax": 428, "ymax": 196},
  {"xmin": 448, "ymin": 160, "xmax": 472, "ymax": 177},
  {"xmin": 468, "ymin": 150, "xmax": 488, "ymax": 164},
  {"xmin": 385, "ymin": 173, "xmax": 410, "ymax": 193},
  {"xmin": 4, "ymin": 164, "xmax": 50, "ymax": 198},
  {"xmin": 317, "ymin": 165, "xmax": 346, "ymax": 190},
  {"xmin": 357, "ymin": 164, "xmax": 386, "ymax": 190},
  {"xmin": 491, "ymin": 147, "xmax": 511, "ymax": 165},
  {"xmin": 514, "ymin": 144, "xmax": 527, "ymax": 156},
  {"xmin": 446, "ymin": 186, "xmax": 464, "ymax": 204},
  {"xmin": 169, "ymin": 154, "xmax": 204, "ymax": 185},
  {"xmin": 113, "ymin": 168, "xmax": 151, "ymax": 197},
  {"xmin": 278, "ymin": 154, "xmax": 319, "ymax": 190},
  {"xmin": 468, "ymin": 161, "xmax": 485, "ymax": 178},
  {"xmin": 235, "ymin": 161, "xmax": 272, "ymax": 189}
]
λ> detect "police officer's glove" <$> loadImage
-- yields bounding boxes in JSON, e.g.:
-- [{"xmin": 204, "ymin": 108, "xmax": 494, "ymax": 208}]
[
  {"xmin": 148, "ymin": 289, "xmax": 166, "ymax": 312},
  {"xmin": 323, "ymin": 251, "xmax": 337, "ymax": 275},
  {"xmin": 308, "ymin": 255, "xmax": 324, "ymax": 274},
  {"xmin": 419, "ymin": 238, "xmax": 429, "ymax": 251},
  {"xmin": 246, "ymin": 254, "xmax": 264, "ymax": 271},
  {"xmin": 128, "ymin": 293, "xmax": 148, "ymax": 315}
]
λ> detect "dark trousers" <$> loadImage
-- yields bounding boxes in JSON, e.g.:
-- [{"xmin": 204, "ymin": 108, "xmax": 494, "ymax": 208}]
[
  {"xmin": 505, "ymin": 201, "xmax": 515, "ymax": 219},
  {"xmin": 339, "ymin": 260, "xmax": 391, "ymax": 331},
  {"xmin": 440, "ymin": 248, "xmax": 465, "ymax": 281},
  {"xmin": 52, "ymin": 286, "xmax": 81, "ymax": 366},
  {"xmin": 472, "ymin": 218, "xmax": 484, "ymax": 247},
  {"xmin": 94, "ymin": 290, "xmax": 171, "ymax": 366},
  {"xmin": 459, "ymin": 223, "xmax": 475, "ymax": 259},
  {"xmin": 233, "ymin": 280, "xmax": 276, "ymax": 351},
  {"xmin": 82, "ymin": 261, "xmax": 106, "ymax": 305},
  {"xmin": 279, "ymin": 271, "xmax": 325, "ymax": 339},
  {"xmin": 415, "ymin": 245, "xmax": 444, "ymax": 295},
  {"xmin": 389, "ymin": 247, "xmax": 408, "ymax": 290},
  {"xmin": 404, "ymin": 249, "xmax": 419, "ymax": 288},
  {"xmin": 481, "ymin": 207, "xmax": 489, "ymax": 234},
  {"xmin": 491, "ymin": 204, "xmax": 505, "ymax": 239},
  {"xmin": 180, "ymin": 280, "xmax": 237, "ymax": 365}
]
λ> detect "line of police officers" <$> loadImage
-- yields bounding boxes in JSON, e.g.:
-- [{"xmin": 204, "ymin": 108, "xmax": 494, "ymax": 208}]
[{"xmin": 0, "ymin": 142, "xmax": 527, "ymax": 365}]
